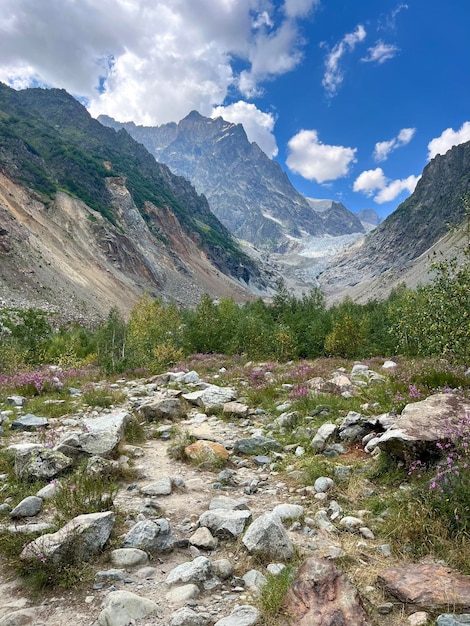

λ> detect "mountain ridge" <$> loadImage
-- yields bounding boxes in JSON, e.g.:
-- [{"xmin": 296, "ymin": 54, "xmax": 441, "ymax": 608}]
[
  {"xmin": 0, "ymin": 84, "xmax": 272, "ymax": 320},
  {"xmin": 99, "ymin": 112, "xmax": 365, "ymax": 248}
]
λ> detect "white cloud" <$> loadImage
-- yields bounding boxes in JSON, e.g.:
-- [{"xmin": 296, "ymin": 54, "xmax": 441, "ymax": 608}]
[
  {"xmin": 427, "ymin": 122, "xmax": 470, "ymax": 160},
  {"xmin": 375, "ymin": 175, "xmax": 419, "ymax": 203},
  {"xmin": 322, "ymin": 25, "xmax": 367, "ymax": 97},
  {"xmin": 283, "ymin": 0, "xmax": 320, "ymax": 19},
  {"xmin": 353, "ymin": 168, "xmax": 387, "ymax": 195},
  {"xmin": 373, "ymin": 127, "xmax": 416, "ymax": 161},
  {"xmin": 286, "ymin": 130, "xmax": 357, "ymax": 183},
  {"xmin": 212, "ymin": 101, "xmax": 278, "ymax": 158},
  {"xmin": 354, "ymin": 167, "xmax": 420, "ymax": 203},
  {"xmin": 361, "ymin": 40, "xmax": 399, "ymax": 64},
  {"xmin": 0, "ymin": 0, "xmax": 318, "ymax": 127}
]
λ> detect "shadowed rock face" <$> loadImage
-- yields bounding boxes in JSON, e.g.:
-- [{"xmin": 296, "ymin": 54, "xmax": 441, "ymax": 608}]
[{"xmin": 283, "ymin": 557, "xmax": 372, "ymax": 626}]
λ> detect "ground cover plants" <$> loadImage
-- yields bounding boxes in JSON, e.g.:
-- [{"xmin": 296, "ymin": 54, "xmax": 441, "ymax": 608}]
[{"xmin": 0, "ymin": 350, "xmax": 468, "ymax": 626}]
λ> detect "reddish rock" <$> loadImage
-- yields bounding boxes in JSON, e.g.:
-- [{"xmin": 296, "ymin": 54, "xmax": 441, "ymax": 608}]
[
  {"xmin": 377, "ymin": 563, "xmax": 470, "ymax": 611},
  {"xmin": 185, "ymin": 440, "xmax": 229, "ymax": 464},
  {"xmin": 283, "ymin": 557, "xmax": 371, "ymax": 625}
]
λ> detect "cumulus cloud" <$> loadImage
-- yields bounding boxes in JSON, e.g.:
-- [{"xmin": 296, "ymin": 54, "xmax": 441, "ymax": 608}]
[
  {"xmin": 353, "ymin": 168, "xmax": 388, "ymax": 195},
  {"xmin": 322, "ymin": 24, "xmax": 367, "ymax": 97},
  {"xmin": 354, "ymin": 167, "xmax": 420, "ymax": 203},
  {"xmin": 286, "ymin": 130, "xmax": 357, "ymax": 183},
  {"xmin": 212, "ymin": 101, "xmax": 278, "ymax": 158},
  {"xmin": 0, "ymin": 0, "xmax": 319, "ymax": 127},
  {"xmin": 361, "ymin": 40, "xmax": 399, "ymax": 64},
  {"xmin": 374, "ymin": 175, "xmax": 419, "ymax": 203},
  {"xmin": 427, "ymin": 122, "xmax": 470, "ymax": 160},
  {"xmin": 373, "ymin": 127, "xmax": 416, "ymax": 161}
]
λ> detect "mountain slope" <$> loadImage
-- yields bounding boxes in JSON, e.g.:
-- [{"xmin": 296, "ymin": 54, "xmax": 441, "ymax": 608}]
[
  {"xmin": 305, "ymin": 199, "xmax": 364, "ymax": 235},
  {"xmin": 0, "ymin": 85, "xmax": 270, "ymax": 319},
  {"xmin": 318, "ymin": 140, "xmax": 470, "ymax": 301},
  {"xmin": 99, "ymin": 112, "xmax": 336, "ymax": 249}
]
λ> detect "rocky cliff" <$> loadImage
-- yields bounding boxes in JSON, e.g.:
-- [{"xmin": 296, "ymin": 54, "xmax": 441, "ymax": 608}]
[
  {"xmin": 318, "ymin": 140, "xmax": 470, "ymax": 301},
  {"xmin": 99, "ymin": 112, "xmax": 363, "ymax": 249},
  {"xmin": 0, "ymin": 85, "xmax": 271, "ymax": 321}
]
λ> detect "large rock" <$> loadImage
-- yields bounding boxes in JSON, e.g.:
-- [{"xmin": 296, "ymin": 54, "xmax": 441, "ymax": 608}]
[
  {"xmin": 138, "ymin": 397, "xmax": 188, "ymax": 421},
  {"xmin": 97, "ymin": 590, "xmax": 158, "ymax": 626},
  {"xmin": 199, "ymin": 508, "xmax": 252, "ymax": 538},
  {"xmin": 166, "ymin": 556, "xmax": 218, "ymax": 589},
  {"xmin": 377, "ymin": 563, "xmax": 470, "ymax": 611},
  {"xmin": 376, "ymin": 394, "xmax": 470, "ymax": 462},
  {"xmin": 57, "ymin": 410, "xmax": 136, "ymax": 459},
  {"xmin": 20, "ymin": 511, "xmax": 115, "ymax": 564},
  {"xmin": 12, "ymin": 446, "xmax": 73, "ymax": 480},
  {"xmin": 10, "ymin": 496, "xmax": 42, "ymax": 518},
  {"xmin": 242, "ymin": 512, "xmax": 294, "ymax": 561},
  {"xmin": 122, "ymin": 519, "xmax": 174, "ymax": 553},
  {"xmin": 182, "ymin": 385, "xmax": 236, "ymax": 412},
  {"xmin": 283, "ymin": 557, "xmax": 371, "ymax": 625},
  {"xmin": 213, "ymin": 605, "xmax": 260, "ymax": 626},
  {"xmin": 169, "ymin": 607, "xmax": 211, "ymax": 626},
  {"xmin": 233, "ymin": 436, "xmax": 282, "ymax": 455},
  {"xmin": 11, "ymin": 414, "xmax": 49, "ymax": 431}
]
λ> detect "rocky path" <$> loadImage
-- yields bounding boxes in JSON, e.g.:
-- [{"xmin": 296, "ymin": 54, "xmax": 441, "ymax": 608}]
[{"xmin": 0, "ymin": 366, "xmax": 469, "ymax": 626}]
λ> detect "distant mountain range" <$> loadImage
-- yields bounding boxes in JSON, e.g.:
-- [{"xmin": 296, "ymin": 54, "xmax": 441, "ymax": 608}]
[
  {"xmin": 0, "ymin": 83, "xmax": 468, "ymax": 319},
  {"xmin": 99, "ymin": 112, "xmax": 365, "ymax": 249}
]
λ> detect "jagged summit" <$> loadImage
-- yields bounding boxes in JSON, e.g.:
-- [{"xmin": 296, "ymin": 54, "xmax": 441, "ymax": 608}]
[{"xmin": 99, "ymin": 112, "xmax": 363, "ymax": 249}]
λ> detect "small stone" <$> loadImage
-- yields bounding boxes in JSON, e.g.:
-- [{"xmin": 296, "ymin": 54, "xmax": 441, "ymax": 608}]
[
  {"xmin": 110, "ymin": 548, "xmax": 149, "ymax": 568},
  {"xmin": 10, "ymin": 496, "xmax": 42, "ymax": 518},
  {"xmin": 408, "ymin": 612, "xmax": 430, "ymax": 625},
  {"xmin": 436, "ymin": 615, "xmax": 470, "ymax": 625},
  {"xmin": 166, "ymin": 584, "xmax": 200, "ymax": 606},
  {"xmin": 314, "ymin": 477, "xmax": 334, "ymax": 493},
  {"xmin": 377, "ymin": 602, "xmax": 394, "ymax": 614}
]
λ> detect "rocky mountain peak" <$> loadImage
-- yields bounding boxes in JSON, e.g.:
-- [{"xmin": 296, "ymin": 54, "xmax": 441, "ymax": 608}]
[{"xmin": 99, "ymin": 113, "xmax": 362, "ymax": 249}]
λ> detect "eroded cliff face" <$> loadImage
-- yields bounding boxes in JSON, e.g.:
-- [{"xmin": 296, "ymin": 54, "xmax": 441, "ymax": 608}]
[
  {"xmin": 0, "ymin": 173, "xmax": 263, "ymax": 323},
  {"xmin": 317, "ymin": 140, "xmax": 470, "ymax": 301}
]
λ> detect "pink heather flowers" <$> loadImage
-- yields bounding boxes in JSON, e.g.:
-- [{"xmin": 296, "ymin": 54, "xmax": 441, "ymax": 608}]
[{"xmin": 408, "ymin": 384, "xmax": 422, "ymax": 399}]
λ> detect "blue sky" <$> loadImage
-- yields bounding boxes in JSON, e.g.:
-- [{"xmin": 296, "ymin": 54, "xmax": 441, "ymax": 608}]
[{"xmin": 1, "ymin": 1, "xmax": 469, "ymax": 218}]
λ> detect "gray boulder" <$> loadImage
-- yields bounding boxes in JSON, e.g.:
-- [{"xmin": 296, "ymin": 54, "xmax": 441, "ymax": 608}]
[
  {"xmin": 213, "ymin": 605, "xmax": 260, "ymax": 626},
  {"xmin": 233, "ymin": 436, "xmax": 282, "ymax": 455},
  {"xmin": 110, "ymin": 548, "xmax": 148, "ymax": 568},
  {"xmin": 10, "ymin": 496, "xmax": 42, "ymax": 518},
  {"xmin": 199, "ymin": 508, "xmax": 252, "ymax": 538},
  {"xmin": 97, "ymin": 590, "xmax": 158, "ymax": 626},
  {"xmin": 169, "ymin": 607, "xmax": 211, "ymax": 626},
  {"xmin": 138, "ymin": 397, "xmax": 188, "ymax": 421},
  {"xmin": 182, "ymin": 385, "xmax": 236, "ymax": 412},
  {"xmin": 122, "ymin": 518, "xmax": 174, "ymax": 552},
  {"xmin": 166, "ymin": 556, "xmax": 219, "ymax": 590},
  {"xmin": 11, "ymin": 414, "xmax": 49, "ymax": 431},
  {"xmin": 57, "ymin": 410, "xmax": 136, "ymax": 459},
  {"xmin": 376, "ymin": 394, "xmax": 470, "ymax": 461},
  {"xmin": 13, "ymin": 447, "xmax": 73, "ymax": 480},
  {"xmin": 311, "ymin": 423, "xmax": 337, "ymax": 451},
  {"xmin": 437, "ymin": 616, "xmax": 470, "ymax": 625},
  {"xmin": 242, "ymin": 512, "xmax": 294, "ymax": 561},
  {"xmin": 20, "ymin": 511, "xmax": 114, "ymax": 564}
]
